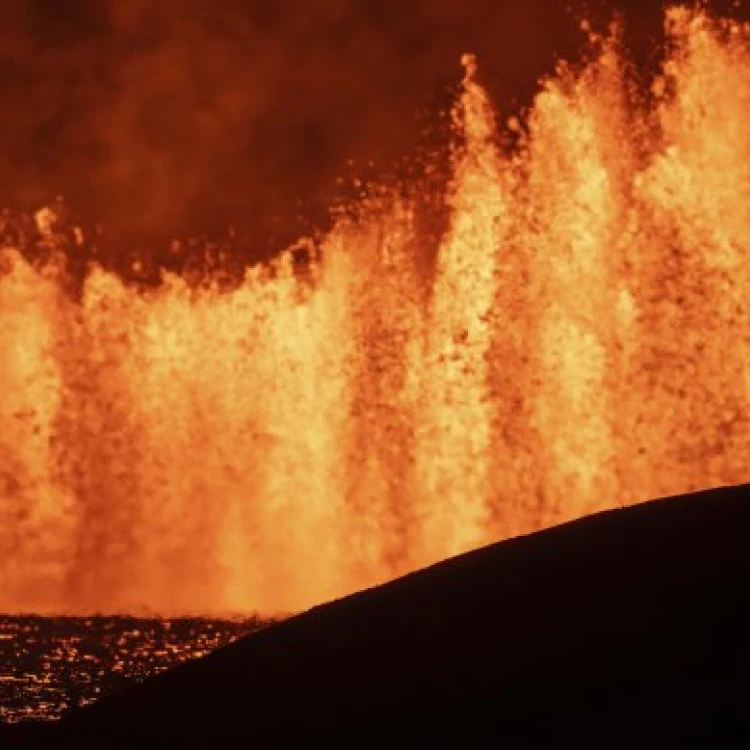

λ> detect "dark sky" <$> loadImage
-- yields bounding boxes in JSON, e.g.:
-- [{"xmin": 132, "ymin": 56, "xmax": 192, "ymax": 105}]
[{"xmin": 0, "ymin": 1, "xmax": 743, "ymax": 257}]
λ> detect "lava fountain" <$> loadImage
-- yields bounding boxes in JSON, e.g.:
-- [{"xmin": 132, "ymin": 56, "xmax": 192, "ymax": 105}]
[{"xmin": 2, "ymin": 7, "xmax": 750, "ymax": 616}]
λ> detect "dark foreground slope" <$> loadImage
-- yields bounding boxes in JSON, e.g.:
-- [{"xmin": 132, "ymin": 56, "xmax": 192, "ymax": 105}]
[{"xmin": 5, "ymin": 484, "xmax": 750, "ymax": 748}]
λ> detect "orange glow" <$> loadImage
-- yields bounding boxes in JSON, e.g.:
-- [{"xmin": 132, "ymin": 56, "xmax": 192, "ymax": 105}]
[{"xmin": 2, "ymin": 7, "xmax": 750, "ymax": 615}]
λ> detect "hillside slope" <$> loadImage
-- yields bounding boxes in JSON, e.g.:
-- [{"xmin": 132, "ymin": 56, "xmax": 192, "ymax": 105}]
[{"xmin": 5, "ymin": 483, "xmax": 750, "ymax": 747}]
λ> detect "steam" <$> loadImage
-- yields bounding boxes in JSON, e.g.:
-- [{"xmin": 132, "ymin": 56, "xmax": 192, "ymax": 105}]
[{"xmin": 1, "ymin": 0, "xmax": 652, "ymax": 253}]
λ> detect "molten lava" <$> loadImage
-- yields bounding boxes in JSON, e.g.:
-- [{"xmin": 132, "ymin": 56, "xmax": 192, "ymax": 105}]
[{"xmin": 2, "ymin": 7, "xmax": 749, "ymax": 615}]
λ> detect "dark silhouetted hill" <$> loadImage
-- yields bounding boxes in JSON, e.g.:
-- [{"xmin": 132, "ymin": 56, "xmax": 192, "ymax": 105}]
[{"xmin": 4, "ymin": 483, "xmax": 750, "ymax": 748}]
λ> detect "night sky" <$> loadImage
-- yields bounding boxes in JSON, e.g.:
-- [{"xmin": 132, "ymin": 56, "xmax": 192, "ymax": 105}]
[{"xmin": 0, "ymin": 1, "xmax": 744, "ymax": 260}]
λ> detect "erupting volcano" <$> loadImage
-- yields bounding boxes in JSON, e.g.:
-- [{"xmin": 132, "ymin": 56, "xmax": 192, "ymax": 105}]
[{"xmin": 2, "ymin": 6, "xmax": 750, "ymax": 617}]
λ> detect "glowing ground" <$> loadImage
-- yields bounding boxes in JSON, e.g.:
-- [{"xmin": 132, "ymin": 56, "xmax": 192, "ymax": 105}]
[{"xmin": 0, "ymin": 616, "xmax": 270, "ymax": 723}]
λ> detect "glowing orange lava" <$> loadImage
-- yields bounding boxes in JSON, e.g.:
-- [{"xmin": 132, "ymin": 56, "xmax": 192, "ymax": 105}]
[{"xmin": 2, "ymin": 7, "xmax": 749, "ymax": 615}]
